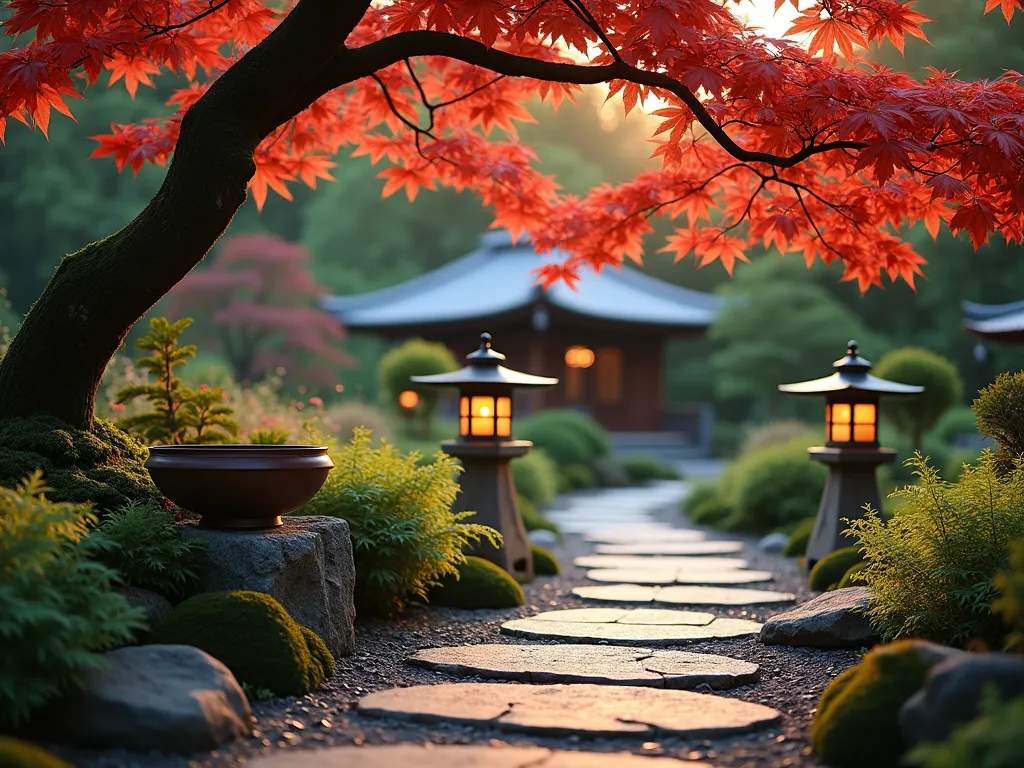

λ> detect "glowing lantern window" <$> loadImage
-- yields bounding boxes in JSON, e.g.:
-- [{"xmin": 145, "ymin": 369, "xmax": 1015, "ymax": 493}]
[
  {"xmin": 826, "ymin": 401, "xmax": 878, "ymax": 444},
  {"xmin": 398, "ymin": 389, "xmax": 420, "ymax": 410},
  {"xmin": 459, "ymin": 395, "xmax": 512, "ymax": 438},
  {"xmin": 565, "ymin": 346, "xmax": 595, "ymax": 369}
]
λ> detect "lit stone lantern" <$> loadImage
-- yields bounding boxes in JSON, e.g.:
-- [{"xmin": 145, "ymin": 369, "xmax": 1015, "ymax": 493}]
[
  {"xmin": 412, "ymin": 333, "xmax": 557, "ymax": 580},
  {"xmin": 778, "ymin": 341, "xmax": 923, "ymax": 568}
]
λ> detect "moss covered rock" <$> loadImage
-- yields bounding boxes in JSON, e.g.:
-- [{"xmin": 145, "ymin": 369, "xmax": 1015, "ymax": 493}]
[
  {"xmin": 838, "ymin": 561, "xmax": 869, "ymax": 589},
  {"xmin": 299, "ymin": 625, "xmax": 335, "ymax": 681},
  {"xmin": 810, "ymin": 640, "xmax": 962, "ymax": 768},
  {"xmin": 810, "ymin": 546, "xmax": 864, "ymax": 591},
  {"xmin": 0, "ymin": 416, "xmax": 156, "ymax": 510},
  {"xmin": 149, "ymin": 590, "xmax": 328, "ymax": 696},
  {"xmin": 531, "ymin": 544, "xmax": 560, "ymax": 576},
  {"xmin": 0, "ymin": 737, "xmax": 73, "ymax": 768},
  {"xmin": 784, "ymin": 517, "xmax": 816, "ymax": 557},
  {"xmin": 429, "ymin": 556, "xmax": 525, "ymax": 609}
]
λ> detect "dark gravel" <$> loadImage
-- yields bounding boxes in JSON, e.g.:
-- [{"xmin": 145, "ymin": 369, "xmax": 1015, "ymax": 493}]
[{"xmin": 54, "ymin": 499, "xmax": 860, "ymax": 768}]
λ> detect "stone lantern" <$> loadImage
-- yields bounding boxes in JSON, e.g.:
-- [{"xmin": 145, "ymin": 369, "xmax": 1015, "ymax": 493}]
[
  {"xmin": 412, "ymin": 333, "xmax": 557, "ymax": 580},
  {"xmin": 778, "ymin": 340, "xmax": 923, "ymax": 568}
]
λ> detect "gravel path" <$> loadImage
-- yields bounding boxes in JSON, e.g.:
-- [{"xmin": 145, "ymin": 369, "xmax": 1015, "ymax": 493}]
[{"xmin": 56, "ymin": 492, "xmax": 859, "ymax": 768}]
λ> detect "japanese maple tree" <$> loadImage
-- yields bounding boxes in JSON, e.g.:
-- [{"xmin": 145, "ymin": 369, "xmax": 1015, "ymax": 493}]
[
  {"xmin": 166, "ymin": 233, "xmax": 354, "ymax": 384},
  {"xmin": 0, "ymin": 0, "xmax": 1022, "ymax": 431}
]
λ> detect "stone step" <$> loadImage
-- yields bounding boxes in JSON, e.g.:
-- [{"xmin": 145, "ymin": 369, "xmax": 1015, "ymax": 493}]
[
  {"xmin": 594, "ymin": 541, "xmax": 745, "ymax": 556},
  {"xmin": 572, "ymin": 584, "xmax": 797, "ymax": 607},
  {"xmin": 585, "ymin": 567, "xmax": 776, "ymax": 586},
  {"xmin": 573, "ymin": 555, "xmax": 750, "ymax": 571}
]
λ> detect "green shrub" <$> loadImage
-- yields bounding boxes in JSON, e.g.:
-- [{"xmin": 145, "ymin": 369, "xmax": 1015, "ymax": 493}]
[
  {"xmin": 731, "ymin": 442, "xmax": 828, "ymax": 533},
  {"xmin": 688, "ymin": 492, "xmax": 733, "ymax": 526},
  {"xmin": 518, "ymin": 409, "xmax": 610, "ymax": 466},
  {"xmin": 809, "ymin": 546, "xmax": 864, "ymax": 591},
  {"xmin": 560, "ymin": 463, "xmax": 597, "ymax": 490},
  {"xmin": 428, "ymin": 556, "xmax": 525, "ymax": 608},
  {"xmin": 150, "ymin": 591, "xmax": 328, "ymax": 696},
  {"xmin": 0, "ymin": 415, "xmax": 156, "ymax": 510},
  {"xmin": 974, "ymin": 371, "xmax": 1024, "ymax": 472},
  {"xmin": 511, "ymin": 449, "xmax": 559, "ymax": 508},
  {"xmin": 531, "ymin": 544, "xmax": 560, "ymax": 576},
  {"xmin": 295, "ymin": 428, "xmax": 500, "ymax": 614},
  {"xmin": 299, "ymin": 625, "xmax": 335, "ymax": 681},
  {"xmin": 811, "ymin": 640, "xmax": 953, "ymax": 768},
  {"xmin": 874, "ymin": 348, "xmax": 963, "ymax": 450},
  {"xmin": 848, "ymin": 452, "xmax": 1024, "ymax": 647},
  {"xmin": 933, "ymin": 406, "xmax": 980, "ymax": 447},
  {"xmin": 377, "ymin": 338, "xmax": 458, "ymax": 438},
  {"xmin": 0, "ymin": 472, "xmax": 145, "ymax": 730},
  {"xmin": 249, "ymin": 428, "xmax": 290, "ymax": 445},
  {"xmin": 712, "ymin": 421, "xmax": 744, "ymax": 459},
  {"xmin": 591, "ymin": 457, "xmax": 630, "ymax": 488},
  {"xmin": 0, "ymin": 737, "xmax": 73, "ymax": 768},
  {"xmin": 906, "ymin": 689, "xmax": 1024, "ymax": 768},
  {"xmin": 519, "ymin": 495, "xmax": 559, "ymax": 536},
  {"xmin": 784, "ymin": 517, "xmax": 816, "ymax": 557},
  {"xmin": 88, "ymin": 499, "xmax": 203, "ymax": 598},
  {"xmin": 739, "ymin": 420, "xmax": 819, "ymax": 456},
  {"xmin": 944, "ymin": 449, "xmax": 981, "ymax": 482},
  {"xmin": 681, "ymin": 480, "xmax": 721, "ymax": 515},
  {"xmin": 620, "ymin": 455, "xmax": 681, "ymax": 484},
  {"xmin": 993, "ymin": 540, "xmax": 1024, "ymax": 652},
  {"xmin": 838, "ymin": 561, "xmax": 868, "ymax": 589}
]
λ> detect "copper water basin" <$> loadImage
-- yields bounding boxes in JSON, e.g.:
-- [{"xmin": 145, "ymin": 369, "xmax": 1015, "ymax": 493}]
[{"xmin": 145, "ymin": 445, "xmax": 334, "ymax": 529}]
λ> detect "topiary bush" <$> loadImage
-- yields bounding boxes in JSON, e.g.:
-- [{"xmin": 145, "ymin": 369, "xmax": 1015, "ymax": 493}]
[
  {"xmin": 784, "ymin": 517, "xmax": 816, "ymax": 557},
  {"xmin": 0, "ymin": 472, "xmax": 145, "ymax": 730},
  {"xmin": 518, "ymin": 409, "xmax": 610, "ymax": 467},
  {"xmin": 88, "ymin": 499, "xmax": 203, "ymax": 598},
  {"xmin": 809, "ymin": 546, "xmax": 864, "ymax": 591},
  {"xmin": 518, "ymin": 495, "xmax": 559, "ymax": 536},
  {"xmin": 531, "ymin": 544, "xmax": 560, "ymax": 576},
  {"xmin": 377, "ymin": 338, "xmax": 458, "ymax": 438},
  {"xmin": 974, "ymin": 371, "xmax": 1024, "ymax": 473},
  {"xmin": 688, "ymin": 492, "xmax": 733, "ymax": 526},
  {"xmin": 428, "ymin": 556, "xmax": 525, "ymax": 608},
  {"xmin": 905, "ymin": 689, "xmax": 1024, "ymax": 768},
  {"xmin": 0, "ymin": 737, "xmax": 73, "ymax": 768},
  {"xmin": 0, "ymin": 415, "xmax": 157, "ymax": 510},
  {"xmin": 296, "ymin": 428, "xmax": 500, "ymax": 615},
  {"xmin": 874, "ymin": 348, "xmax": 963, "ymax": 450},
  {"xmin": 559, "ymin": 463, "xmax": 597, "ymax": 490},
  {"xmin": 848, "ymin": 452, "xmax": 1024, "ymax": 647},
  {"xmin": 730, "ymin": 442, "xmax": 828, "ymax": 533},
  {"xmin": 811, "ymin": 640, "xmax": 957, "ymax": 768},
  {"xmin": 838, "ymin": 561, "xmax": 869, "ymax": 589},
  {"xmin": 511, "ymin": 449, "xmax": 559, "ymax": 508},
  {"xmin": 620, "ymin": 455, "xmax": 681, "ymax": 484},
  {"xmin": 149, "ymin": 590, "xmax": 329, "ymax": 696}
]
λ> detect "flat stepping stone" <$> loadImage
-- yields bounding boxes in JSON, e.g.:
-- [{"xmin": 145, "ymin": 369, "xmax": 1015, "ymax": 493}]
[
  {"xmin": 574, "ymin": 555, "xmax": 749, "ymax": 571},
  {"xmin": 573, "ymin": 584, "xmax": 798, "ymax": 606},
  {"xmin": 584, "ymin": 529, "xmax": 706, "ymax": 544},
  {"xmin": 501, "ymin": 607, "xmax": 762, "ymax": 645},
  {"xmin": 595, "ymin": 541, "xmax": 744, "ymax": 556},
  {"xmin": 359, "ymin": 682, "xmax": 780, "ymax": 738},
  {"xmin": 586, "ymin": 568, "xmax": 776, "ymax": 585},
  {"xmin": 408, "ymin": 643, "xmax": 759, "ymax": 689},
  {"xmin": 249, "ymin": 744, "xmax": 712, "ymax": 767}
]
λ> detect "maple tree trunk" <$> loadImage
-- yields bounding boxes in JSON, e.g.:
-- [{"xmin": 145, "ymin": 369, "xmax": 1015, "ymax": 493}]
[{"xmin": 0, "ymin": 0, "xmax": 371, "ymax": 429}]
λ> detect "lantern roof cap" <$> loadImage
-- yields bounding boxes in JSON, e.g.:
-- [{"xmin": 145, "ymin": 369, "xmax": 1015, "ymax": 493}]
[
  {"xmin": 778, "ymin": 340, "xmax": 925, "ymax": 397},
  {"xmin": 411, "ymin": 333, "xmax": 558, "ymax": 389}
]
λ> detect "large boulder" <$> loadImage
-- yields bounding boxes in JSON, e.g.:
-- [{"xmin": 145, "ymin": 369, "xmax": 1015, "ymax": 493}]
[
  {"xmin": 760, "ymin": 587, "xmax": 880, "ymax": 649},
  {"xmin": 39, "ymin": 645, "xmax": 251, "ymax": 753},
  {"xmin": 901, "ymin": 652, "xmax": 1024, "ymax": 747},
  {"xmin": 180, "ymin": 515, "xmax": 356, "ymax": 657}
]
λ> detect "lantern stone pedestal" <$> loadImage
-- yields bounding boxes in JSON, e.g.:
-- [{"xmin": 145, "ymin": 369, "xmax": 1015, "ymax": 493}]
[
  {"xmin": 806, "ymin": 447, "xmax": 896, "ymax": 568},
  {"xmin": 443, "ymin": 439, "xmax": 534, "ymax": 581}
]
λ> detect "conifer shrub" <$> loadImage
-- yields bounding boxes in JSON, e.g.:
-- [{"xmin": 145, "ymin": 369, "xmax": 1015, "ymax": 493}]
[
  {"xmin": 149, "ymin": 590, "xmax": 328, "ymax": 696},
  {"xmin": 0, "ymin": 737, "xmax": 73, "ymax": 768},
  {"xmin": 428, "ymin": 556, "xmax": 525, "ymax": 609},
  {"xmin": 296, "ymin": 428, "xmax": 500, "ymax": 615},
  {"xmin": 848, "ymin": 453, "xmax": 1024, "ymax": 647},
  {"xmin": 730, "ymin": 442, "xmax": 827, "ymax": 532},
  {"xmin": 0, "ymin": 473, "xmax": 145, "ymax": 730},
  {"xmin": 784, "ymin": 517, "xmax": 816, "ymax": 557},
  {"xmin": 559, "ymin": 463, "xmax": 597, "ymax": 490},
  {"xmin": 518, "ymin": 495, "xmax": 559, "ymax": 536},
  {"xmin": 531, "ymin": 544, "xmax": 560, "ymax": 575},
  {"xmin": 905, "ymin": 689, "xmax": 1024, "ymax": 768},
  {"xmin": 0, "ymin": 415, "xmax": 156, "ymax": 509},
  {"xmin": 974, "ymin": 371, "xmax": 1024, "ymax": 473},
  {"xmin": 811, "ymin": 640, "xmax": 955, "ymax": 768},
  {"xmin": 511, "ymin": 449, "xmax": 559, "ymax": 508},
  {"xmin": 809, "ymin": 547, "xmax": 864, "ymax": 591},
  {"xmin": 620, "ymin": 455, "xmax": 681, "ymax": 484},
  {"xmin": 838, "ymin": 561, "xmax": 869, "ymax": 589},
  {"xmin": 992, "ymin": 541, "xmax": 1024, "ymax": 652},
  {"xmin": 88, "ymin": 499, "xmax": 203, "ymax": 598}
]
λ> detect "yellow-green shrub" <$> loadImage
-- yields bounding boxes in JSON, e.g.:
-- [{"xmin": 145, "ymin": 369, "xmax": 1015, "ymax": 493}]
[
  {"xmin": 839, "ymin": 561, "xmax": 868, "ymax": 589},
  {"xmin": 993, "ymin": 540, "xmax": 1024, "ymax": 652}
]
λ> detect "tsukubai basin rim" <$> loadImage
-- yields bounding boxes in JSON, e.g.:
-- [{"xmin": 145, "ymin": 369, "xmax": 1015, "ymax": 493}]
[{"xmin": 145, "ymin": 444, "xmax": 333, "ymax": 530}]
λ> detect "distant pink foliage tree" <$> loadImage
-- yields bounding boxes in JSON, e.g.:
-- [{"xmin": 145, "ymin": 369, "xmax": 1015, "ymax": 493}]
[{"xmin": 167, "ymin": 234, "xmax": 354, "ymax": 386}]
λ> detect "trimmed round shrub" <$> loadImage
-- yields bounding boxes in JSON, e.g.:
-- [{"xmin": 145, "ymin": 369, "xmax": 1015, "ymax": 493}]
[
  {"xmin": 429, "ymin": 556, "xmax": 525, "ymax": 609},
  {"xmin": 591, "ymin": 456, "xmax": 630, "ymax": 488},
  {"xmin": 688, "ymin": 493, "xmax": 733, "ymax": 527},
  {"xmin": 511, "ymin": 450, "xmax": 559, "ymax": 508},
  {"xmin": 518, "ymin": 410, "xmax": 610, "ymax": 466},
  {"xmin": 811, "ymin": 640, "xmax": 958, "ymax": 768},
  {"xmin": 838, "ymin": 561, "xmax": 868, "ymax": 589},
  {"xmin": 518, "ymin": 495, "xmax": 559, "ymax": 536},
  {"xmin": 784, "ymin": 517, "xmax": 816, "ymax": 557},
  {"xmin": 149, "ymin": 591, "xmax": 328, "ymax": 696},
  {"xmin": 732, "ymin": 444, "xmax": 827, "ymax": 532},
  {"xmin": 875, "ymin": 348, "xmax": 963, "ymax": 450},
  {"xmin": 560, "ymin": 463, "xmax": 597, "ymax": 490},
  {"xmin": 681, "ymin": 480, "xmax": 720, "ymax": 515},
  {"xmin": 378, "ymin": 338, "xmax": 457, "ymax": 415},
  {"xmin": 620, "ymin": 455, "xmax": 681, "ymax": 484},
  {"xmin": 299, "ymin": 625, "xmax": 335, "ymax": 682},
  {"xmin": 809, "ymin": 546, "xmax": 864, "ymax": 591},
  {"xmin": 973, "ymin": 370, "xmax": 1024, "ymax": 471},
  {"xmin": 0, "ymin": 737, "xmax": 73, "ymax": 768},
  {"xmin": 531, "ymin": 544, "xmax": 560, "ymax": 576}
]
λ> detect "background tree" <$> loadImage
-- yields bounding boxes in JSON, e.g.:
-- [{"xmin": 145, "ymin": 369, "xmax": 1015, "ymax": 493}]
[
  {"xmin": 873, "ymin": 347, "xmax": 963, "ymax": 451},
  {"xmin": 166, "ymin": 234, "xmax": 354, "ymax": 387},
  {"xmin": 378, "ymin": 340, "xmax": 458, "ymax": 438}
]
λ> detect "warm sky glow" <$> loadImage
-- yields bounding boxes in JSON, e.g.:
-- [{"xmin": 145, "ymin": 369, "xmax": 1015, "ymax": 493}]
[{"xmin": 735, "ymin": 0, "xmax": 803, "ymax": 39}]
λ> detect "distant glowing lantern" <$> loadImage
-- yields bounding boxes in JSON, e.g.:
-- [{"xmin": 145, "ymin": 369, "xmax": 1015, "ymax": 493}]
[
  {"xmin": 398, "ymin": 389, "xmax": 420, "ymax": 410},
  {"xmin": 565, "ymin": 346, "xmax": 595, "ymax": 369},
  {"xmin": 779, "ymin": 341, "xmax": 923, "ymax": 568}
]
